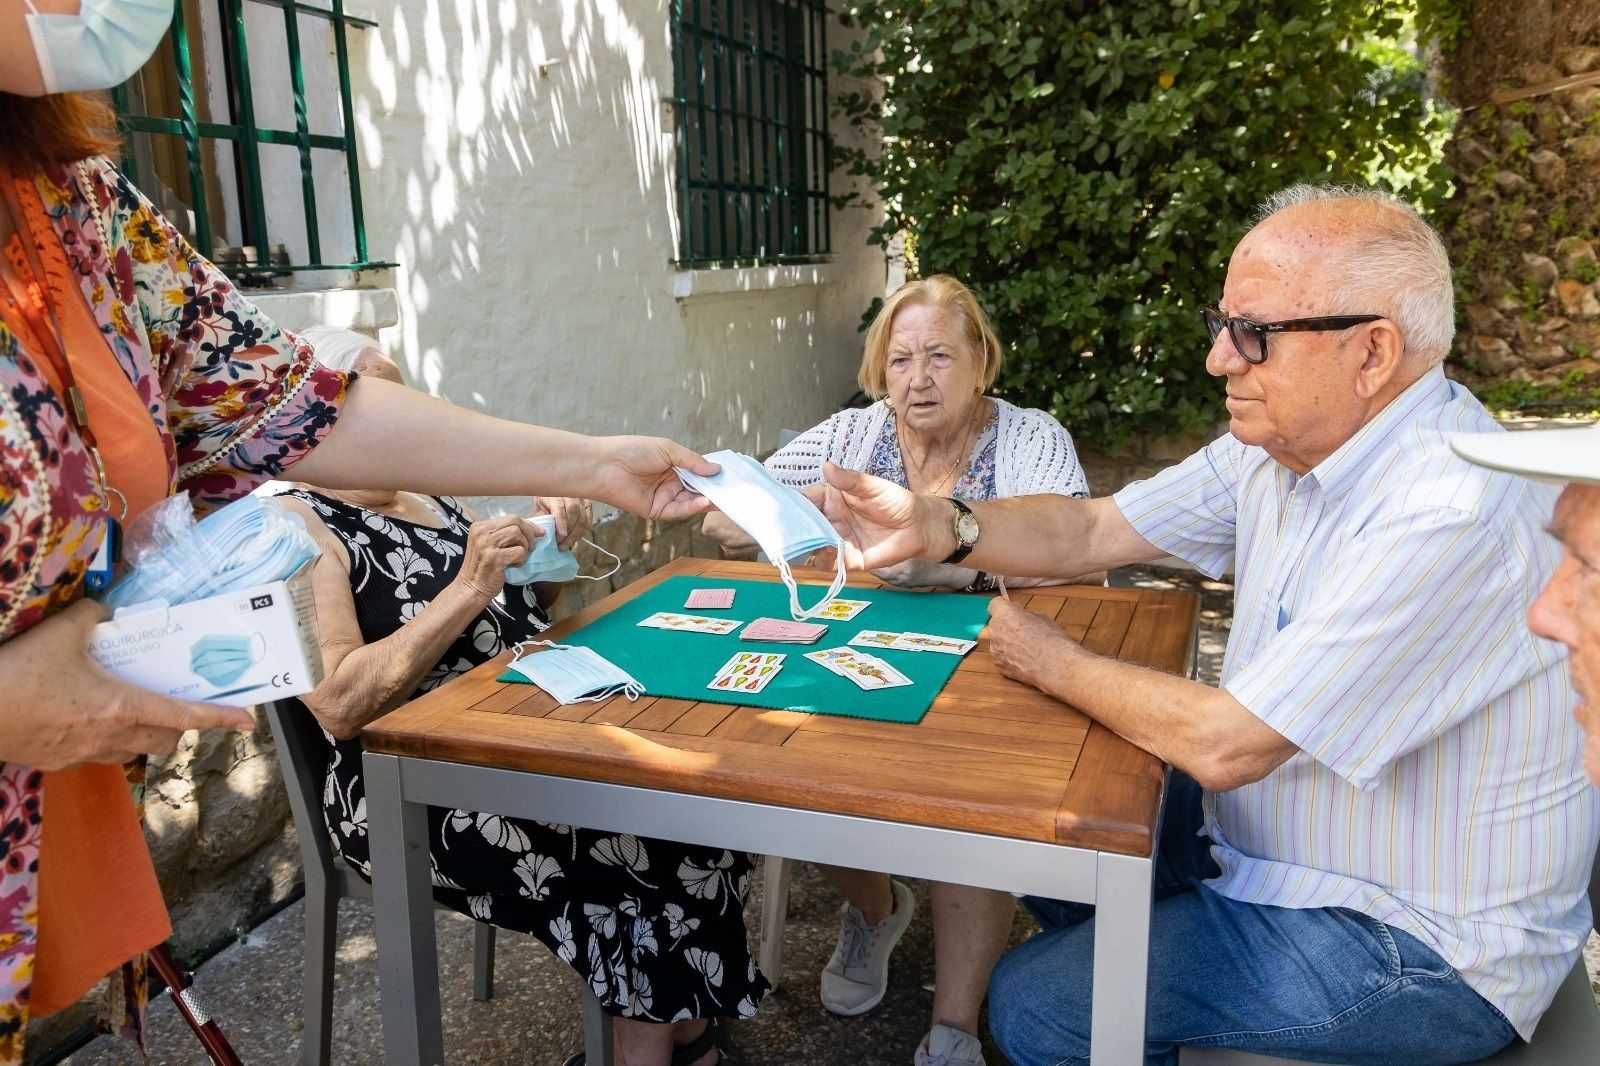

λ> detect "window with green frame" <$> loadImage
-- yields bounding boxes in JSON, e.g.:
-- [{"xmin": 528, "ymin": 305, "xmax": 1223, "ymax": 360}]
[
  {"xmin": 112, "ymin": 0, "xmax": 393, "ymax": 284},
  {"xmin": 670, "ymin": 0, "xmax": 831, "ymax": 269}
]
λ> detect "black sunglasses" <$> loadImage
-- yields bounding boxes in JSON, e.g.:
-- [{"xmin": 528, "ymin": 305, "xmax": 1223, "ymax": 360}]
[{"xmin": 1201, "ymin": 305, "xmax": 1383, "ymax": 365}]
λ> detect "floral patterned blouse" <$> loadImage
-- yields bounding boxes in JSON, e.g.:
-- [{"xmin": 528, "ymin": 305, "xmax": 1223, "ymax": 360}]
[{"xmin": 0, "ymin": 158, "xmax": 351, "ymax": 1060}]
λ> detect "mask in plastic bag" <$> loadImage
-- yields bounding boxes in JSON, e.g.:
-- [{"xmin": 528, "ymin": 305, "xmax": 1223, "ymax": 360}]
[
  {"xmin": 674, "ymin": 450, "xmax": 845, "ymax": 620},
  {"xmin": 505, "ymin": 640, "xmax": 644, "ymax": 705},
  {"xmin": 190, "ymin": 633, "xmax": 265, "ymax": 688},
  {"xmin": 504, "ymin": 514, "xmax": 621, "ymax": 586},
  {"xmin": 104, "ymin": 493, "xmax": 319, "ymax": 609}
]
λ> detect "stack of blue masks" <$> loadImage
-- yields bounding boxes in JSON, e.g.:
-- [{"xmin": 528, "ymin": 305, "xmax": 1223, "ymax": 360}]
[
  {"xmin": 505, "ymin": 640, "xmax": 644, "ymax": 704},
  {"xmin": 674, "ymin": 450, "xmax": 846, "ymax": 620},
  {"xmin": 504, "ymin": 513, "xmax": 622, "ymax": 586},
  {"xmin": 104, "ymin": 493, "xmax": 320, "ymax": 609}
]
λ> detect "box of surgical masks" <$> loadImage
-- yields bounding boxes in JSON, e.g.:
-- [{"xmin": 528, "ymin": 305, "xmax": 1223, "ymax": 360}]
[{"xmin": 87, "ymin": 561, "xmax": 324, "ymax": 706}]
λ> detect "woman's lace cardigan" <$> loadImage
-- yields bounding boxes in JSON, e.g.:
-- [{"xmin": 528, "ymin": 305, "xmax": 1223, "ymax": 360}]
[{"xmin": 765, "ymin": 397, "xmax": 1091, "ymax": 587}]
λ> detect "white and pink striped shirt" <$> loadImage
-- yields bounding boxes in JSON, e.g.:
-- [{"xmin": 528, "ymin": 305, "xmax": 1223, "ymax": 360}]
[{"xmin": 1113, "ymin": 368, "xmax": 1599, "ymax": 1038}]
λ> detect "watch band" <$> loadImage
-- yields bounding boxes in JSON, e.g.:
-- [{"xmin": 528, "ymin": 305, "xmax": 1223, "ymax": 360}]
[{"xmin": 943, "ymin": 497, "xmax": 977, "ymax": 566}]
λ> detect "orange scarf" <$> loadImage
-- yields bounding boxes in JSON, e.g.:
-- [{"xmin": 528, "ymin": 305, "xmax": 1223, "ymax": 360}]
[{"xmin": 0, "ymin": 168, "xmax": 173, "ymax": 1017}]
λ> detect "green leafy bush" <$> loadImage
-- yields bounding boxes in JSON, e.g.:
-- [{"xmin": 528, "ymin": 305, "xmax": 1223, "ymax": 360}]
[{"xmin": 834, "ymin": 1, "xmax": 1448, "ymax": 449}]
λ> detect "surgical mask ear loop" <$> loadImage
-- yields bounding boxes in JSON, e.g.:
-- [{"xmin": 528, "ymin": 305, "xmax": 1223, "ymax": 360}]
[
  {"xmin": 510, "ymin": 638, "xmax": 562, "ymax": 665},
  {"xmin": 777, "ymin": 551, "xmax": 849, "ymax": 621},
  {"xmin": 575, "ymin": 539, "xmax": 622, "ymax": 582},
  {"xmin": 249, "ymin": 632, "xmax": 268, "ymax": 661}
]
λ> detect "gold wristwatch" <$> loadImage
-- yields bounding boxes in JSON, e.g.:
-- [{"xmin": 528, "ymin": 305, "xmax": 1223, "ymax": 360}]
[{"xmin": 942, "ymin": 497, "xmax": 980, "ymax": 565}]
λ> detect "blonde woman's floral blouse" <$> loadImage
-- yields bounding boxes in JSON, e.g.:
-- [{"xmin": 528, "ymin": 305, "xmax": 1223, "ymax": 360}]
[{"xmin": 0, "ymin": 157, "xmax": 352, "ymax": 1061}]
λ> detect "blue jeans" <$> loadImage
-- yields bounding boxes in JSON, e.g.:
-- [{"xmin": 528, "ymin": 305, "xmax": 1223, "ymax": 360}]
[{"xmin": 986, "ymin": 775, "xmax": 1518, "ymax": 1066}]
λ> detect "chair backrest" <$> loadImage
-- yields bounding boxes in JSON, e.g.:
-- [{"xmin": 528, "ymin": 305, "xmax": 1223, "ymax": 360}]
[{"xmin": 263, "ymin": 698, "xmax": 346, "ymax": 888}]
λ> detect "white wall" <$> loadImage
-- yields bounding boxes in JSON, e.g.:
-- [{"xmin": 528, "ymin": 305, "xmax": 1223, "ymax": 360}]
[{"xmin": 347, "ymin": 0, "xmax": 886, "ymax": 458}]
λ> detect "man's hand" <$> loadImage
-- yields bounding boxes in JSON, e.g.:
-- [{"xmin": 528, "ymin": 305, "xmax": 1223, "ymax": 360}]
[
  {"xmin": 986, "ymin": 598, "xmax": 1084, "ymax": 694},
  {"xmin": 592, "ymin": 437, "xmax": 719, "ymax": 522},
  {"xmin": 0, "ymin": 600, "xmax": 256, "ymax": 769},
  {"xmin": 812, "ymin": 463, "xmax": 953, "ymax": 570},
  {"xmin": 532, "ymin": 496, "xmax": 593, "ymax": 550}
]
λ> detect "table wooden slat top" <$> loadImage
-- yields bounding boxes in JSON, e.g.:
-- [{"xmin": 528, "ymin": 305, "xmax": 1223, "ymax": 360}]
[{"xmin": 363, "ymin": 558, "xmax": 1199, "ymax": 857}]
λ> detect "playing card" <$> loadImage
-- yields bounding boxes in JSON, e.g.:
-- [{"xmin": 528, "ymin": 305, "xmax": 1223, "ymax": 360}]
[
  {"xmin": 708, "ymin": 651, "xmax": 785, "ymax": 694},
  {"xmin": 848, "ymin": 630, "xmax": 907, "ymax": 651},
  {"xmin": 833, "ymin": 650, "xmax": 913, "ymax": 690},
  {"xmin": 636, "ymin": 611, "xmax": 742, "ymax": 635},
  {"xmin": 816, "ymin": 598, "xmax": 871, "ymax": 620},
  {"xmin": 895, "ymin": 632, "xmax": 977, "ymax": 655},
  {"xmin": 803, "ymin": 647, "xmax": 866, "ymax": 677},
  {"xmin": 740, "ymin": 617, "xmax": 828, "ymax": 644},
  {"xmin": 685, "ymin": 588, "xmax": 736, "ymax": 609}
]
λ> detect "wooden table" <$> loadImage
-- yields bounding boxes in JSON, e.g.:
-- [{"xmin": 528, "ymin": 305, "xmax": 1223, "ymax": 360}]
[{"xmin": 362, "ymin": 557, "xmax": 1199, "ymax": 1066}]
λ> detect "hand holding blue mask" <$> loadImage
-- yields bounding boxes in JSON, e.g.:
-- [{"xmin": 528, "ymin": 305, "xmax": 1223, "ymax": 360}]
[
  {"xmin": 503, "ymin": 514, "xmax": 622, "ymax": 586},
  {"xmin": 674, "ymin": 450, "xmax": 846, "ymax": 620}
]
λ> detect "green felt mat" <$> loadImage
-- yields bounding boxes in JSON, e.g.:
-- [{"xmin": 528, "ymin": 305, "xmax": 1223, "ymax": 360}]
[{"xmin": 499, "ymin": 574, "xmax": 991, "ymax": 724}]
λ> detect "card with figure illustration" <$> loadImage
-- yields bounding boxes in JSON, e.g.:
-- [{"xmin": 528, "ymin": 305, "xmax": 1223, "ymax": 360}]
[
  {"xmin": 832, "ymin": 650, "xmax": 913, "ymax": 690},
  {"xmin": 848, "ymin": 630, "xmax": 907, "ymax": 651},
  {"xmin": 803, "ymin": 647, "xmax": 862, "ymax": 676},
  {"xmin": 895, "ymin": 632, "xmax": 977, "ymax": 655},
  {"xmin": 636, "ymin": 611, "xmax": 741, "ymax": 635}
]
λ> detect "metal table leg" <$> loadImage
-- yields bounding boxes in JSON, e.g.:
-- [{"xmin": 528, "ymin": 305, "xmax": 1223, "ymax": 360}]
[
  {"xmin": 1090, "ymin": 850, "xmax": 1155, "ymax": 1066},
  {"xmin": 365, "ymin": 753, "xmax": 446, "ymax": 1066},
  {"xmin": 582, "ymin": 985, "xmax": 615, "ymax": 1065}
]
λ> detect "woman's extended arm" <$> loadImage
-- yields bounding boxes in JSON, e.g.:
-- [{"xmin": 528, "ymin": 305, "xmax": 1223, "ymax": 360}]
[
  {"xmin": 281, "ymin": 498, "xmax": 534, "ymax": 740},
  {"xmin": 286, "ymin": 378, "xmax": 716, "ymax": 522}
]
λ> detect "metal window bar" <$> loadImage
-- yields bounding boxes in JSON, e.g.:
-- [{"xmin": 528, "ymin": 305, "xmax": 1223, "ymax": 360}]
[
  {"xmin": 111, "ymin": 0, "xmax": 394, "ymax": 278},
  {"xmin": 669, "ymin": 0, "xmax": 830, "ymax": 268}
]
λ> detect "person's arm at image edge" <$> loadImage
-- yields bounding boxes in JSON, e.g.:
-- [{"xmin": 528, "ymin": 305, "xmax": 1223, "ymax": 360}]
[{"xmin": 285, "ymin": 378, "xmax": 716, "ymax": 522}]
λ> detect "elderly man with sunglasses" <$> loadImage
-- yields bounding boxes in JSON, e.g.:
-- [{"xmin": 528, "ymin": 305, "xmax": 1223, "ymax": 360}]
[{"xmin": 809, "ymin": 185, "xmax": 1599, "ymax": 1064}]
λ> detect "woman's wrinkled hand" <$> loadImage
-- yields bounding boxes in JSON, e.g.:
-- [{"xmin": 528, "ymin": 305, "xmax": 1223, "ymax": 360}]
[
  {"xmin": 0, "ymin": 599, "xmax": 255, "ymax": 770},
  {"xmin": 986, "ymin": 597, "xmax": 1080, "ymax": 693},
  {"xmin": 532, "ymin": 496, "xmax": 593, "ymax": 551},
  {"xmin": 454, "ymin": 514, "xmax": 536, "ymax": 600}
]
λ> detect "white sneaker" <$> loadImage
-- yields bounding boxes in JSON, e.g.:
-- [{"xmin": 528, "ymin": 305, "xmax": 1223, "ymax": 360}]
[
  {"xmin": 818, "ymin": 878, "xmax": 916, "ymax": 1016},
  {"xmin": 914, "ymin": 1023, "xmax": 985, "ymax": 1066}
]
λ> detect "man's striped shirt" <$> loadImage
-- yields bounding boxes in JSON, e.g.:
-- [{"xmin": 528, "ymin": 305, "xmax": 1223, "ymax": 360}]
[{"xmin": 1113, "ymin": 368, "xmax": 1599, "ymax": 1038}]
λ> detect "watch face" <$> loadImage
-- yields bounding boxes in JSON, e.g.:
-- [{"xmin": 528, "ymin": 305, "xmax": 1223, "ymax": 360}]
[{"xmin": 955, "ymin": 510, "xmax": 980, "ymax": 546}]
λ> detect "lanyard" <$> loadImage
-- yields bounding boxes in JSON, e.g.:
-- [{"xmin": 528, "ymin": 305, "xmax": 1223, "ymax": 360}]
[{"xmin": 0, "ymin": 171, "xmax": 127, "ymax": 521}]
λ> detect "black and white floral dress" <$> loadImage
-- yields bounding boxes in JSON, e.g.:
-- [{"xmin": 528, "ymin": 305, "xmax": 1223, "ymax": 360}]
[{"xmin": 283, "ymin": 489, "xmax": 769, "ymax": 1021}]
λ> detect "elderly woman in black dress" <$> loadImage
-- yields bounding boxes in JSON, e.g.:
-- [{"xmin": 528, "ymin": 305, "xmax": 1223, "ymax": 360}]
[{"xmin": 277, "ymin": 331, "xmax": 764, "ymax": 1066}]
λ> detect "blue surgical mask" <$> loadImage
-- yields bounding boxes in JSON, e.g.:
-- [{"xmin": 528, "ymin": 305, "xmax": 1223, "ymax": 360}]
[
  {"xmin": 105, "ymin": 494, "xmax": 320, "ymax": 608},
  {"xmin": 190, "ymin": 632, "xmax": 265, "ymax": 688},
  {"xmin": 504, "ymin": 514, "xmax": 622, "ymax": 586},
  {"xmin": 675, "ymin": 450, "xmax": 846, "ymax": 620},
  {"xmin": 505, "ymin": 640, "xmax": 644, "ymax": 704},
  {"xmin": 25, "ymin": 0, "xmax": 174, "ymax": 95}
]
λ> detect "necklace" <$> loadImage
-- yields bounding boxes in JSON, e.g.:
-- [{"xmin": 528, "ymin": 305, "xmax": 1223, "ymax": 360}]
[{"xmin": 897, "ymin": 401, "xmax": 984, "ymax": 496}]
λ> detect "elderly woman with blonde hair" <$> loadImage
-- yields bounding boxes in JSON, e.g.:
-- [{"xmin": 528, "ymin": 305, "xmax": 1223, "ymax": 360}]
[{"xmin": 703, "ymin": 275, "xmax": 1093, "ymax": 1066}]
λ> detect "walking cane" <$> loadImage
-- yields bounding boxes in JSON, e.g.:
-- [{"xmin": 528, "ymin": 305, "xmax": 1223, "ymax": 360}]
[{"xmin": 147, "ymin": 944, "xmax": 245, "ymax": 1066}]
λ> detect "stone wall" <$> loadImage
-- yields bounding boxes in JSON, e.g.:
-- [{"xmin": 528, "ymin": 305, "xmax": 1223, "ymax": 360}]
[{"xmin": 1442, "ymin": 5, "xmax": 1600, "ymax": 402}]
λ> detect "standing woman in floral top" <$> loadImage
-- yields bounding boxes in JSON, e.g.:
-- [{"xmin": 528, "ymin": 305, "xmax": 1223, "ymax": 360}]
[{"xmin": 0, "ymin": 8, "xmax": 718, "ymax": 1061}]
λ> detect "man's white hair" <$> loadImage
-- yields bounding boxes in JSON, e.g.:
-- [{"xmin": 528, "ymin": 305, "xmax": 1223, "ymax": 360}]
[{"xmin": 1255, "ymin": 184, "xmax": 1455, "ymax": 368}]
